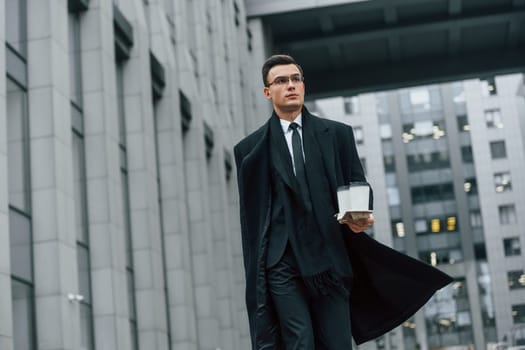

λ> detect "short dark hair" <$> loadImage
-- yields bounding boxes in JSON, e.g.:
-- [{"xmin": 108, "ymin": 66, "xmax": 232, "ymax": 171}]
[{"xmin": 261, "ymin": 54, "xmax": 303, "ymax": 86}]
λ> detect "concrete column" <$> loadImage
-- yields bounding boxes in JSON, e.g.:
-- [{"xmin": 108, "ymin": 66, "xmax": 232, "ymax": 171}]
[
  {"xmin": 146, "ymin": 1, "xmax": 200, "ymax": 349},
  {"xmin": 0, "ymin": 1, "xmax": 14, "ymax": 349},
  {"xmin": 80, "ymin": 1, "xmax": 130, "ymax": 349},
  {"xmin": 116, "ymin": 2, "xmax": 173, "ymax": 350},
  {"xmin": 26, "ymin": 1, "xmax": 79, "ymax": 349}
]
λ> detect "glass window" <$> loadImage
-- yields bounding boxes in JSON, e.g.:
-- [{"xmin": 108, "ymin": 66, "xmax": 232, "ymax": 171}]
[
  {"xmin": 116, "ymin": 64, "xmax": 127, "ymax": 146},
  {"xmin": 379, "ymin": 124, "xmax": 392, "ymax": 140},
  {"xmin": 376, "ymin": 93, "xmax": 389, "ymax": 116},
  {"xmin": 77, "ymin": 245, "xmax": 94, "ymax": 350},
  {"xmin": 420, "ymin": 249, "xmax": 463, "ymax": 266},
  {"xmin": 73, "ymin": 133, "xmax": 89, "ymax": 243},
  {"xmin": 490, "ymin": 141, "xmax": 507, "ymax": 159},
  {"xmin": 9, "ymin": 210, "xmax": 32, "ymax": 282},
  {"xmin": 411, "ymin": 183, "xmax": 455, "ymax": 204},
  {"xmin": 77, "ymin": 245, "xmax": 92, "ymax": 304},
  {"xmin": 464, "ymin": 178, "xmax": 477, "ymax": 195},
  {"xmin": 393, "ymin": 221, "xmax": 405, "ymax": 238},
  {"xmin": 402, "ymin": 318, "xmax": 417, "ymax": 350},
  {"xmin": 461, "ymin": 146, "xmax": 473, "ymax": 163},
  {"xmin": 470, "ymin": 210, "xmax": 482, "ymax": 228},
  {"xmin": 474, "ymin": 243, "xmax": 487, "ymax": 260},
  {"xmin": 452, "ymin": 82, "xmax": 466, "ymax": 105},
  {"xmin": 499, "ymin": 204, "xmax": 517, "ymax": 225},
  {"xmin": 503, "ymin": 237, "xmax": 521, "ymax": 256},
  {"xmin": 494, "ymin": 172, "xmax": 511, "ymax": 193},
  {"xmin": 485, "ymin": 109, "xmax": 503, "ymax": 129},
  {"xmin": 387, "ymin": 187, "xmax": 400, "ymax": 206},
  {"xmin": 457, "ymin": 115, "xmax": 470, "ymax": 132},
  {"xmin": 80, "ymin": 303, "xmax": 94, "ymax": 350},
  {"xmin": 7, "ymin": 79, "xmax": 30, "ymax": 212},
  {"xmin": 69, "ymin": 14, "xmax": 83, "ymax": 108},
  {"xmin": 6, "ymin": 0, "xmax": 27, "ymax": 57},
  {"xmin": 481, "ymin": 77, "xmax": 497, "ymax": 96},
  {"xmin": 383, "ymin": 155, "xmax": 396, "ymax": 172},
  {"xmin": 512, "ymin": 304, "xmax": 525, "ymax": 324},
  {"xmin": 425, "ymin": 278, "xmax": 473, "ymax": 348},
  {"xmin": 409, "ymin": 88, "xmax": 430, "ymax": 111},
  {"xmin": 415, "ymin": 219, "xmax": 427, "ymax": 233},
  {"xmin": 407, "ymin": 151, "xmax": 450, "ymax": 172},
  {"xmin": 508, "ymin": 270, "xmax": 525, "ymax": 290},
  {"xmin": 402, "ymin": 120, "xmax": 446, "ymax": 143},
  {"xmin": 413, "ymin": 120, "xmax": 433, "ymax": 137},
  {"xmin": 12, "ymin": 280, "xmax": 35, "ymax": 350},
  {"xmin": 344, "ymin": 96, "xmax": 359, "ymax": 115},
  {"xmin": 353, "ymin": 126, "xmax": 364, "ymax": 145}
]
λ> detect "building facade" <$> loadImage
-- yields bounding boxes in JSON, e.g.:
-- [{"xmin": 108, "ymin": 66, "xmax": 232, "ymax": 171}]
[
  {"xmin": 3, "ymin": 1, "xmax": 525, "ymax": 350},
  {"xmin": 310, "ymin": 74, "xmax": 525, "ymax": 350},
  {"xmin": 1, "ymin": 0, "xmax": 270, "ymax": 349}
]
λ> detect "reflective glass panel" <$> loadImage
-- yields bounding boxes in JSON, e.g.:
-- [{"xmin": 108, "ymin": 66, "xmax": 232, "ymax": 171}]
[
  {"xmin": 73, "ymin": 133, "xmax": 88, "ymax": 244},
  {"xmin": 9, "ymin": 209, "xmax": 32, "ymax": 281},
  {"xmin": 6, "ymin": 0, "xmax": 27, "ymax": 56},
  {"xmin": 77, "ymin": 245, "xmax": 92, "ymax": 304},
  {"xmin": 12, "ymin": 279, "xmax": 34, "ymax": 350},
  {"xmin": 80, "ymin": 303, "xmax": 94, "ymax": 350},
  {"xmin": 7, "ymin": 79, "xmax": 29, "ymax": 212}
]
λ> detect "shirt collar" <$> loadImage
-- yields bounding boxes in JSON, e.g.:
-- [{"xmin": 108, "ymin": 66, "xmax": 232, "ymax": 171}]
[{"xmin": 280, "ymin": 113, "xmax": 303, "ymax": 134}]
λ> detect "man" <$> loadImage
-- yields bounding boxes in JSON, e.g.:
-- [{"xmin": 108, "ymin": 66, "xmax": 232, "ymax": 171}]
[{"xmin": 234, "ymin": 54, "xmax": 451, "ymax": 350}]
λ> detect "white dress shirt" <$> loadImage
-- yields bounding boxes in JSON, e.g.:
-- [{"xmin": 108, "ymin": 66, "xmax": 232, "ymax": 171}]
[{"xmin": 279, "ymin": 114, "xmax": 305, "ymax": 175}]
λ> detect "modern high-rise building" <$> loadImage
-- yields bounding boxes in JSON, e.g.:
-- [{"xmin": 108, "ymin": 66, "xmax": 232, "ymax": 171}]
[{"xmin": 309, "ymin": 74, "xmax": 525, "ymax": 350}]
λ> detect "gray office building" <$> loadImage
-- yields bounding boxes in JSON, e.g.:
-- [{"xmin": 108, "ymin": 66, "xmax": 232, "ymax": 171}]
[
  {"xmin": 1, "ymin": 0, "xmax": 268, "ymax": 349},
  {"xmin": 310, "ymin": 74, "xmax": 525, "ymax": 350}
]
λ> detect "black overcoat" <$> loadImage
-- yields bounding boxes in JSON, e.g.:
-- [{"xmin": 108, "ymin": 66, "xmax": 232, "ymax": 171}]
[{"xmin": 234, "ymin": 107, "xmax": 452, "ymax": 349}]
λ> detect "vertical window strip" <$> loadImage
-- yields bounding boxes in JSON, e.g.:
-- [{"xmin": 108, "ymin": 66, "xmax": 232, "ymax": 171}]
[
  {"xmin": 116, "ymin": 62, "xmax": 140, "ymax": 350},
  {"xmin": 69, "ymin": 12, "xmax": 95, "ymax": 350},
  {"xmin": 7, "ymin": 73, "xmax": 36, "ymax": 350}
]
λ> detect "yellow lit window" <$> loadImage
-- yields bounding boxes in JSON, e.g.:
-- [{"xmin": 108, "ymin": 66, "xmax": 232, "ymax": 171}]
[
  {"xmin": 431, "ymin": 218, "xmax": 441, "ymax": 233},
  {"xmin": 447, "ymin": 216, "xmax": 456, "ymax": 231}
]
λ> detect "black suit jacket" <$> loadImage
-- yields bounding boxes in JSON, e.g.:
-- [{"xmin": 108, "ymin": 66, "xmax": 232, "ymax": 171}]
[{"xmin": 234, "ymin": 107, "xmax": 452, "ymax": 349}]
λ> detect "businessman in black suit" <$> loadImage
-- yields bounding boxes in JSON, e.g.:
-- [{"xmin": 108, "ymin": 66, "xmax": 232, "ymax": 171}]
[{"xmin": 234, "ymin": 54, "xmax": 451, "ymax": 350}]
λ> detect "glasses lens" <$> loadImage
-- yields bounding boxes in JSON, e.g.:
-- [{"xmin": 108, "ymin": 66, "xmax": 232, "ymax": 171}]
[
  {"xmin": 291, "ymin": 75, "xmax": 302, "ymax": 83},
  {"xmin": 270, "ymin": 75, "xmax": 303, "ymax": 86},
  {"xmin": 274, "ymin": 77, "xmax": 288, "ymax": 85}
]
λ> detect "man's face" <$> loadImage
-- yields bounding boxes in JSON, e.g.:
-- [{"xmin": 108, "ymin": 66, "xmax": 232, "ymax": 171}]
[{"xmin": 263, "ymin": 64, "xmax": 305, "ymax": 115}]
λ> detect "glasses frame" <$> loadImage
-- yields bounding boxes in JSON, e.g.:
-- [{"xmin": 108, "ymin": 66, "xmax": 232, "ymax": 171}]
[{"xmin": 266, "ymin": 74, "xmax": 305, "ymax": 87}]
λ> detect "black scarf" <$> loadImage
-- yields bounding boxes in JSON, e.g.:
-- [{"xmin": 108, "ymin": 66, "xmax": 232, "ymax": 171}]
[{"xmin": 269, "ymin": 113, "xmax": 346, "ymax": 297}]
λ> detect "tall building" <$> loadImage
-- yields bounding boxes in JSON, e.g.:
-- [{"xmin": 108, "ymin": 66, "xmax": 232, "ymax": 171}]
[
  {"xmin": 1, "ymin": 0, "xmax": 268, "ymax": 349},
  {"xmin": 310, "ymin": 74, "xmax": 525, "ymax": 350}
]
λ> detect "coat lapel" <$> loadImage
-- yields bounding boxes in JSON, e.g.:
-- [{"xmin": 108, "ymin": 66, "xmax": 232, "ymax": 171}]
[
  {"xmin": 303, "ymin": 109, "xmax": 338, "ymax": 195},
  {"xmin": 269, "ymin": 113, "xmax": 300, "ymax": 195}
]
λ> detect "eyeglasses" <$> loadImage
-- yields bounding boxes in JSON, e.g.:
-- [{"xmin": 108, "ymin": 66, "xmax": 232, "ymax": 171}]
[{"xmin": 267, "ymin": 74, "xmax": 304, "ymax": 87}]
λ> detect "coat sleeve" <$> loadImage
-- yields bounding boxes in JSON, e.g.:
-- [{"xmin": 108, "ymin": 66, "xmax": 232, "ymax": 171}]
[
  {"xmin": 233, "ymin": 144, "xmax": 251, "ymax": 280},
  {"xmin": 339, "ymin": 124, "xmax": 374, "ymax": 210}
]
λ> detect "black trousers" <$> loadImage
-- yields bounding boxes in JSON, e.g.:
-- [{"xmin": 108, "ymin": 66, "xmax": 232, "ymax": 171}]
[{"xmin": 267, "ymin": 245, "xmax": 353, "ymax": 350}]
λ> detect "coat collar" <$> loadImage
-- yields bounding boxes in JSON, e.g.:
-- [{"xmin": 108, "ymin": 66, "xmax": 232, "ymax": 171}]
[{"xmin": 243, "ymin": 106, "xmax": 339, "ymax": 196}]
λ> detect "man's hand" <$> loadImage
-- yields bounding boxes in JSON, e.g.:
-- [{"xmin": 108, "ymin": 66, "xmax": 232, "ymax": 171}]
[{"xmin": 344, "ymin": 214, "xmax": 374, "ymax": 233}]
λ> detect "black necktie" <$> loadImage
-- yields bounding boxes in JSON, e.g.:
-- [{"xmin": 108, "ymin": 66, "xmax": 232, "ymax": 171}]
[{"xmin": 289, "ymin": 122, "xmax": 311, "ymax": 209}]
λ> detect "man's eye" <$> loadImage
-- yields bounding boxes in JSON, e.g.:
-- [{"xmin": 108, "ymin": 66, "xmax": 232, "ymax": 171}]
[
  {"xmin": 291, "ymin": 75, "xmax": 302, "ymax": 83},
  {"xmin": 275, "ymin": 77, "xmax": 288, "ymax": 84}
]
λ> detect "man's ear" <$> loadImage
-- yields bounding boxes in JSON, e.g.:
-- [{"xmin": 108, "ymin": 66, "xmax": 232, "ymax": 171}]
[{"xmin": 263, "ymin": 87, "xmax": 271, "ymax": 100}]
